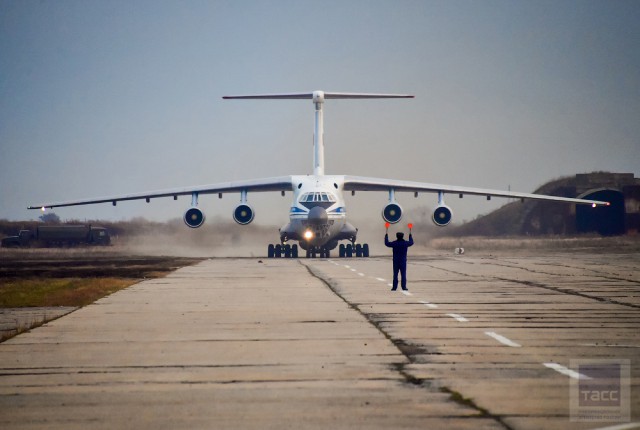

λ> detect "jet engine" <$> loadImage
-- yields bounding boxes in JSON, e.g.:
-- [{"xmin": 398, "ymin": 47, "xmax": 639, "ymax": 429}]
[
  {"xmin": 382, "ymin": 202, "xmax": 403, "ymax": 224},
  {"xmin": 432, "ymin": 205, "xmax": 452, "ymax": 226},
  {"xmin": 184, "ymin": 207, "xmax": 205, "ymax": 228},
  {"xmin": 233, "ymin": 204, "xmax": 254, "ymax": 225}
]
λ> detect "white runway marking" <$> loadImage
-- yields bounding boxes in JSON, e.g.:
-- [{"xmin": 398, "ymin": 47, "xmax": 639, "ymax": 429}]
[
  {"xmin": 543, "ymin": 362, "xmax": 590, "ymax": 380},
  {"xmin": 344, "ymin": 265, "xmax": 350, "ymax": 269},
  {"xmin": 484, "ymin": 331, "xmax": 521, "ymax": 347},
  {"xmin": 388, "ymin": 283, "xmax": 393, "ymax": 287},
  {"xmin": 358, "ymin": 273, "xmax": 365, "ymax": 276},
  {"xmin": 446, "ymin": 313, "xmax": 468, "ymax": 322},
  {"xmin": 418, "ymin": 300, "xmax": 438, "ymax": 309},
  {"xmin": 376, "ymin": 277, "xmax": 386, "ymax": 282},
  {"xmin": 402, "ymin": 291, "xmax": 412, "ymax": 296},
  {"xmin": 350, "ymin": 269, "xmax": 357, "ymax": 272}
]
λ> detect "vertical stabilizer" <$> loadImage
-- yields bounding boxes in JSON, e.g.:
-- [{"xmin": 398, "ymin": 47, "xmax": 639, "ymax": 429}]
[
  {"xmin": 312, "ymin": 91, "xmax": 325, "ymax": 175},
  {"xmin": 223, "ymin": 91, "xmax": 414, "ymax": 176}
]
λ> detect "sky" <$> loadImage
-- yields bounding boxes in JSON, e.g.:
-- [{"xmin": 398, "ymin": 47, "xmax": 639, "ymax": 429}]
[{"xmin": 1, "ymin": 0, "xmax": 639, "ymax": 231}]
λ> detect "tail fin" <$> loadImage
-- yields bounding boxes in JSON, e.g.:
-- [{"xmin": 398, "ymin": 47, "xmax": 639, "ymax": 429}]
[{"xmin": 223, "ymin": 91, "xmax": 414, "ymax": 176}]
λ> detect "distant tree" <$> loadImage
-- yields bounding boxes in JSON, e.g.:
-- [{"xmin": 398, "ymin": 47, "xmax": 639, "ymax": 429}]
[{"xmin": 39, "ymin": 212, "xmax": 61, "ymax": 224}]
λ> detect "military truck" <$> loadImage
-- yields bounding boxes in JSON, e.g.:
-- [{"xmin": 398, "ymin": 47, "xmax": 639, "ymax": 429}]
[{"xmin": 1, "ymin": 225, "xmax": 111, "ymax": 247}]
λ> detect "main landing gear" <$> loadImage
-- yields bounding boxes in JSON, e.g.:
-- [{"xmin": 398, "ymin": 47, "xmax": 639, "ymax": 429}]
[
  {"xmin": 338, "ymin": 243, "xmax": 369, "ymax": 258},
  {"xmin": 267, "ymin": 243, "xmax": 298, "ymax": 258},
  {"xmin": 266, "ymin": 242, "xmax": 370, "ymax": 259},
  {"xmin": 266, "ymin": 244, "xmax": 329, "ymax": 258}
]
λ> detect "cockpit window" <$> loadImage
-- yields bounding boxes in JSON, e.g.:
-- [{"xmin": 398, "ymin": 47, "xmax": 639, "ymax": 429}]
[{"xmin": 300, "ymin": 192, "xmax": 336, "ymax": 203}]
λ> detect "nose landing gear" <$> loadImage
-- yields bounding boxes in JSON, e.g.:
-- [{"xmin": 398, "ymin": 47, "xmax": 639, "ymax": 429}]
[{"xmin": 305, "ymin": 247, "xmax": 331, "ymax": 258}]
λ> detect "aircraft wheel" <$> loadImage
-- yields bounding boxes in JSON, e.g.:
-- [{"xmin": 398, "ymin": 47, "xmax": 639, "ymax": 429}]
[
  {"xmin": 325, "ymin": 249, "xmax": 330, "ymax": 258},
  {"xmin": 363, "ymin": 243, "xmax": 370, "ymax": 257},
  {"xmin": 275, "ymin": 244, "xmax": 281, "ymax": 258},
  {"xmin": 339, "ymin": 244, "xmax": 345, "ymax": 258},
  {"xmin": 268, "ymin": 244, "xmax": 275, "ymax": 258},
  {"xmin": 306, "ymin": 249, "xmax": 312, "ymax": 258},
  {"xmin": 291, "ymin": 244, "xmax": 298, "ymax": 258},
  {"xmin": 355, "ymin": 244, "xmax": 362, "ymax": 258},
  {"xmin": 284, "ymin": 244, "xmax": 291, "ymax": 258},
  {"xmin": 345, "ymin": 244, "xmax": 353, "ymax": 258}
]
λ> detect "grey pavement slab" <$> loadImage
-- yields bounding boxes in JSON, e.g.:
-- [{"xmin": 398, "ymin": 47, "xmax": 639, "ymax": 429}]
[
  {"xmin": 304, "ymin": 253, "xmax": 640, "ymax": 429},
  {"xmin": 0, "ymin": 259, "xmax": 499, "ymax": 429}
]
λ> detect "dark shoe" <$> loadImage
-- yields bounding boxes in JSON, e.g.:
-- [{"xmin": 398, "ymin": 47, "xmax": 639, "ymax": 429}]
[
  {"xmin": 391, "ymin": 288, "xmax": 397, "ymax": 291},
  {"xmin": 402, "ymin": 288, "xmax": 409, "ymax": 291}
]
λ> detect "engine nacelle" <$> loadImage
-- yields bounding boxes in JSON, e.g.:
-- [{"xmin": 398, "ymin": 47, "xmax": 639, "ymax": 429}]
[
  {"xmin": 432, "ymin": 205, "xmax": 452, "ymax": 226},
  {"xmin": 233, "ymin": 204, "xmax": 254, "ymax": 225},
  {"xmin": 184, "ymin": 207, "xmax": 205, "ymax": 228},
  {"xmin": 382, "ymin": 202, "xmax": 403, "ymax": 224}
]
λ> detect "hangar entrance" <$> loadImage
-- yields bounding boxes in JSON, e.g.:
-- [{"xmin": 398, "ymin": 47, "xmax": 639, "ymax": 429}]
[{"xmin": 576, "ymin": 189, "xmax": 625, "ymax": 236}]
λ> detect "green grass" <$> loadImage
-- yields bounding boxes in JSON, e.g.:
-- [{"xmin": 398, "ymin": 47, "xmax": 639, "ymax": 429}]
[{"xmin": 0, "ymin": 278, "xmax": 137, "ymax": 308}]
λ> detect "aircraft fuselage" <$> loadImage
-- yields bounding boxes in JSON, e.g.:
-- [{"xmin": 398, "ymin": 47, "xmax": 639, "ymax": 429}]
[{"xmin": 279, "ymin": 175, "xmax": 357, "ymax": 251}]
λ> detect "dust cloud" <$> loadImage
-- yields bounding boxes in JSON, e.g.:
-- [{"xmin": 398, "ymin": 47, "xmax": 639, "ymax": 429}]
[{"xmin": 114, "ymin": 218, "xmax": 278, "ymax": 258}]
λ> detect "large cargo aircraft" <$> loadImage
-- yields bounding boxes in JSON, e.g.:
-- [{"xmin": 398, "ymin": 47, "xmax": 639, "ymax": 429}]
[{"xmin": 29, "ymin": 91, "xmax": 608, "ymax": 258}]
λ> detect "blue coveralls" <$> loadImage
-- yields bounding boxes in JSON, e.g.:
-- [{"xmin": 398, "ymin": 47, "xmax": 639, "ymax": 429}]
[{"xmin": 384, "ymin": 233, "xmax": 414, "ymax": 290}]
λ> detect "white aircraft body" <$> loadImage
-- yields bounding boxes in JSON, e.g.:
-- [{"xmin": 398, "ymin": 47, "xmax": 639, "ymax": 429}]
[{"xmin": 29, "ymin": 91, "xmax": 609, "ymax": 258}]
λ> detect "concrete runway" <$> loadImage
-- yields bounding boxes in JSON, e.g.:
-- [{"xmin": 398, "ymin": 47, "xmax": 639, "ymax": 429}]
[{"xmin": 0, "ymin": 252, "xmax": 638, "ymax": 429}]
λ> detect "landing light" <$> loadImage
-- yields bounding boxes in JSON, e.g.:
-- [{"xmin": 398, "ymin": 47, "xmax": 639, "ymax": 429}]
[
  {"xmin": 41, "ymin": 207, "xmax": 46, "ymax": 212},
  {"xmin": 385, "ymin": 222, "xmax": 390, "ymax": 229},
  {"xmin": 592, "ymin": 203, "xmax": 597, "ymax": 208},
  {"xmin": 304, "ymin": 230, "xmax": 314, "ymax": 240},
  {"xmin": 408, "ymin": 223, "xmax": 413, "ymax": 229}
]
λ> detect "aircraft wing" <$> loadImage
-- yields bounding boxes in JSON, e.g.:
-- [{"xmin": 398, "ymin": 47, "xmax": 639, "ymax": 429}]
[
  {"xmin": 28, "ymin": 176, "xmax": 294, "ymax": 210},
  {"xmin": 342, "ymin": 176, "xmax": 609, "ymax": 206}
]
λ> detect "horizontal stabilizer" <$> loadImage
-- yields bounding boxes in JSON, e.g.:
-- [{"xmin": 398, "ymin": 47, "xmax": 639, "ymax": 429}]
[
  {"xmin": 222, "ymin": 90, "xmax": 414, "ymax": 176},
  {"xmin": 223, "ymin": 91, "xmax": 414, "ymax": 100}
]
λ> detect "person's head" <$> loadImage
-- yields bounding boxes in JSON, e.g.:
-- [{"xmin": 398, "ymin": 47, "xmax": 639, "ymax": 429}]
[{"xmin": 396, "ymin": 232, "xmax": 404, "ymax": 240}]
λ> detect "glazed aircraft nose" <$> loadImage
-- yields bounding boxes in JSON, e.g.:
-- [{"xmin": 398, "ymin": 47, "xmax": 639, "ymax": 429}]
[{"xmin": 308, "ymin": 206, "xmax": 328, "ymax": 224}]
